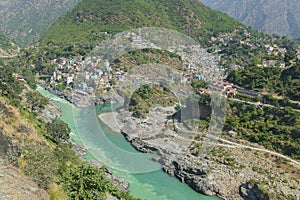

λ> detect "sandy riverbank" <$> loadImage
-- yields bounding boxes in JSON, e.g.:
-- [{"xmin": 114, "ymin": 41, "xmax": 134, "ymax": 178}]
[{"xmin": 98, "ymin": 112, "xmax": 121, "ymax": 133}]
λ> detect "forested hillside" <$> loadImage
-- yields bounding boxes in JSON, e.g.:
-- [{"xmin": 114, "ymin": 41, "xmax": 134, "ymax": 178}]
[
  {"xmin": 40, "ymin": 0, "xmax": 242, "ymax": 47},
  {"xmin": 0, "ymin": 32, "xmax": 18, "ymax": 56}
]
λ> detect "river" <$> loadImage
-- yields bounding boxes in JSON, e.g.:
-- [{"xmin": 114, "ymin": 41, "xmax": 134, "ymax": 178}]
[{"xmin": 37, "ymin": 86, "xmax": 217, "ymax": 200}]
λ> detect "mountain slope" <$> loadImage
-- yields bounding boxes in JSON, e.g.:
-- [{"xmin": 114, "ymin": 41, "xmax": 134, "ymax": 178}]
[
  {"xmin": 0, "ymin": 0, "xmax": 80, "ymax": 46},
  {"xmin": 201, "ymin": 0, "xmax": 300, "ymax": 38},
  {"xmin": 40, "ymin": 0, "xmax": 242, "ymax": 46},
  {"xmin": 0, "ymin": 32, "xmax": 18, "ymax": 57}
]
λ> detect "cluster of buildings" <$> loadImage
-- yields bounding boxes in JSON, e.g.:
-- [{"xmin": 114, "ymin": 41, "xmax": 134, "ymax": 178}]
[
  {"xmin": 180, "ymin": 45, "xmax": 225, "ymax": 82},
  {"xmin": 209, "ymin": 28, "xmax": 299, "ymax": 69},
  {"xmin": 46, "ymin": 31, "xmax": 236, "ymax": 103},
  {"xmin": 265, "ymin": 44, "xmax": 286, "ymax": 57},
  {"xmin": 50, "ymin": 56, "xmax": 84, "ymax": 85},
  {"xmin": 199, "ymin": 80, "xmax": 236, "ymax": 97},
  {"xmin": 12, "ymin": 73, "xmax": 26, "ymax": 83}
]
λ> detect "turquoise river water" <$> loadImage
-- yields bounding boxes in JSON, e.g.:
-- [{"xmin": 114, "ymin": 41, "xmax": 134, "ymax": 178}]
[{"xmin": 37, "ymin": 86, "xmax": 217, "ymax": 200}]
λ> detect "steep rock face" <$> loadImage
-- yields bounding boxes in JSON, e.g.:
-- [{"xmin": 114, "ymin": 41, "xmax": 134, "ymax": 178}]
[
  {"xmin": 0, "ymin": 0, "xmax": 80, "ymax": 45},
  {"xmin": 201, "ymin": 0, "xmax": 300, "ymax": 38},
  {"xmin": 0, "ymin": 129, "xmax": 9, "ymax": 157},
  {"xmin": 239, "ymin": 183, "xmax": 270, "ymax": 200},
  {"xmin": 163, "ymin": 158, "xmax": 219, "ymax": 196},
  {"xmin": 121, "ymin": 129, "xmax": 220, "ymax": 197}
]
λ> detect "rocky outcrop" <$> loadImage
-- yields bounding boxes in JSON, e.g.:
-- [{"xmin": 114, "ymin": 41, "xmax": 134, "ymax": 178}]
[
  {"xmin": 239, "ymin": 182, "xmax": 270, "ymax": 200},
  {"xmin": 114, "ymin": 107, "xmax": 300, "ymax": 200},
  {"xmin": 37, "ymin": 102, "xmax": 61, "ymax": 122},
  {"xmin": 162, "ymin": 158, "xmax": 219, "ymax": 196},
  {"xmin": 105, "ymin": 168, "xmax": 129, "ymax": 191},
  {"xmin": 120, "ymin": 122, "xmax": 221, "ymax": 197},
  {"xmin": 0, "ymin": 129, "xmax": 9, "ymax": 158}
]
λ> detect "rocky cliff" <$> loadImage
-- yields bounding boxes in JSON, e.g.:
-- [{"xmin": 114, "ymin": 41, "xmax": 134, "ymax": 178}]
[{"xmin": 201, "ymin": 0, "xmax": 300, "ymax": 38}]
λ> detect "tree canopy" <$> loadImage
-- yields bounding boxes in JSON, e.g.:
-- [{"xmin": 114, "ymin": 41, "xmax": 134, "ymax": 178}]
[{"xmin": 46, "ymin": 118, "xmax": 71, "ymax": 143}]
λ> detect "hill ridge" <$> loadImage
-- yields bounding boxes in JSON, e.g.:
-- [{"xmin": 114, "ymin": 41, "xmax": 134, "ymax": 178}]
[{"xmin": 40, "ymin": 0, "xmax": 243, "ymax": 47}]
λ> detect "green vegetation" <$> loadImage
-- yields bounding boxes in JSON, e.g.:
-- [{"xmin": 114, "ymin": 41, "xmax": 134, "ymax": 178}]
[
  {"xmin": 1, "ymin": 0, "xmax": 298, "ymax": 199},
  {"xmin": 21, "ymin": 0, "xmax": 299, "ymax": 104},
  {"xmin": 111, "ymin": 48, "xmax": 183, "ymax": 71},
  {"xmin": 189, "ymin": 78, "xmax": 300, "ymax": 161},
  {"xmin": 60, "ymin": 163, "xmax": 139, "ymax": 200},
  {"xmin": 280, "ymin": 63, "xmax": 300, "ymax": 100},
  {"xmin": 48, "ymin": 184, "xmax": 69, "ymax": 200},
  {"xmin": 0, "ymin": 59, "xmax": 137, "ymax": 200},
  {"xmin": 216, "ymin": 28, "xmax": 298, "ymax": 67},
  {"xmin": 0, "ymin": 32, "xmax": 17, "ymax": 52},
  {"xmin": 191, "ymin": 79, "xmax": 208, "ymax": 92},
  {"xmin": 129, "ymin": 84, "xmax": 177, "ymax": 118},
  {"xmin": 46, "ymin": 118, "xmax": 71, "ymax": 143},
  {"xmin": 25, "ymin": 91, "xmax": 49, "ymax": 112},
  {"xmin": 1, "ymin": 102, "xmax": 138, "ymax": 199},
  {"xmin": 227, "ymin": 61, "xmax": 300, "ymax": 101},
  {"xmin": 225, "ymin": 101, "xmax": 300, "ymax": 160},
  {"xmin": 0, "ymin": 62, "xmax": 23, "ymax": 102},
  {"xmin": 20, "ymin": 145, "xmax": 60, "ymax": 189},
  {"xmin": 60, "ymin": 163, "xmax": 111, "ymax": 200},
  {"xmin": 18, "ymin": 142, "xmax": 138, "ymax": 199},
  {"xmin": 40, "ymin": 0, "xmax": 242, "ymax": 47}
]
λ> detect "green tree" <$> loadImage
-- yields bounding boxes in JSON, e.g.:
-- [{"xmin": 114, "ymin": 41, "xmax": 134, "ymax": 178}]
[
  {"xmin": 25, "ymin": 91, "xmax": 49, "ymax": 112},
  {"xmin": 60, "ymin": 163, "xmax": 109, "ymax": 200},
  {"xmin": 46, "ymin": 118, "xmax": 71, "ymax": 143}
]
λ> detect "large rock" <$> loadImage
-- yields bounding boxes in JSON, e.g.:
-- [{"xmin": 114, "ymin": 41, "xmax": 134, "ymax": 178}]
[
  {"xmin": 0, "ymin": 129, "xmax": 9, "ymax": 158},
  {"xmin": 239, "ymin": 182, "xmax": 270, "ymax": 200}
]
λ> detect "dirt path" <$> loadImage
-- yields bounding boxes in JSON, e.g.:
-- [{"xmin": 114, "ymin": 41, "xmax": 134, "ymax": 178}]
[{"xmin": 205, "ymin": 134, "xmax": 300, "ymax": 166}]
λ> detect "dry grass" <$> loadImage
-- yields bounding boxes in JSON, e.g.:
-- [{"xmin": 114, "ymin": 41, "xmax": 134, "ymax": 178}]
[{"xmin": 0, "ymin": 97, "xmax": 48, "ymax": 148}]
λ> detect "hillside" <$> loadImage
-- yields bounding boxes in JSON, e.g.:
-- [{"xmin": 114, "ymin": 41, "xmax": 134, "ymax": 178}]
[
  {"xmin": 201, "ymin": 0, "xmax": 300, "ymax": 39},
  {"xmin": 0, "ymin": 60, "xmax": 138, "ymax": 200},
  {"xmin": 33, "ymin": 0, "xmax": 300, "ymax": 100},
  {"xmin": 0, "ymin": 0, "xmax": 80, "ymax": 46},
  {"xmin": 0, "ymin": 32, "xmax": 18, "ymax": 57},
  {"xmin": 10, "ymin": 0, "xmax": 300, "ymax": 199},
  {"xmin": 40, "ymin": 0, "xmax": 242, "ymax": 47}
]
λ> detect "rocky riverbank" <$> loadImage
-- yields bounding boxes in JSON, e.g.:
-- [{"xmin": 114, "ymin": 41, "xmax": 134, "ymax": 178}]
[
  {"xmin": 38, "ymin": 81, "xmax": 113, "ymax": 108},
  {"xmin": 37, "ymin": 101, "xmax": 61, "ymax": 122},
  {"xmin": 37, "ymin": 89, "xmax": 130, "ymax": 195},
  {"xmin": 100, "ymin": 107, "xmax": 300, "ymax": 199},
  {"xmin": 39, "ymin": 85, "xmax": 300, "ymax": 199}
]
